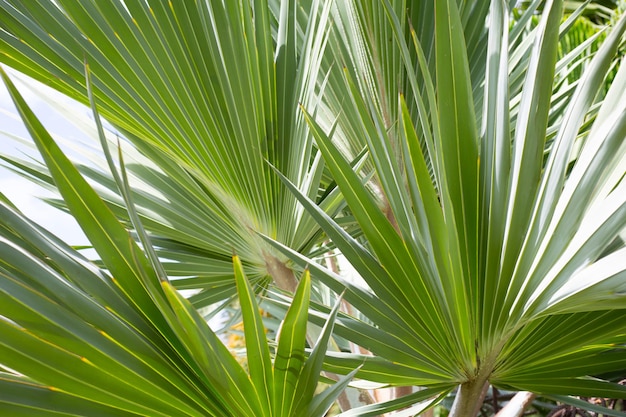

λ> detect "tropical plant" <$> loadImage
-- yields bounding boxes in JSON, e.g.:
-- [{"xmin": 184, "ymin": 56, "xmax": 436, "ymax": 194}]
[
  {"xmin": 1, "ymin": 0, "xmax": 626, "ymax": 416},
  {"xmin": 0, "ymin": 125, "xmax": 352, "ymax": 416}
]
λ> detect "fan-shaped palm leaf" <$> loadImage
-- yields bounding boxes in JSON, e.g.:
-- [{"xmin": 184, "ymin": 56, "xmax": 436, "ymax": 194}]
[
  {"xmin": 2, "ymin": 0, "xmax": 626, "ymax": 415},
  {"xmin": 1, "ymin": 69, "xmax": 357, "ymax": 415},
  {"xmin": 265, "ymin": 0, "xmax": 626, "ymax": 415},
  {"xmin": 0, "ymin": 0, "xmax": 340, "ymax": 304}
]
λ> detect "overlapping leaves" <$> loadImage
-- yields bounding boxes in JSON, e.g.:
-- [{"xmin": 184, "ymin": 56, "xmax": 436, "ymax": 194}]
[
  {"xmin": 0, "ymin": 69, "xmax": 358, "ymax": 416},
  {"xmin": 0, "ymin": 0, "xmax": 341, "ymax": 306},
  {"xmin": 1, "ymin": 0, "xmax": 626, "ymax": 415},
  {"xmin": 267, "ymin": 0, "xmax": 626, "ymax": 402}
]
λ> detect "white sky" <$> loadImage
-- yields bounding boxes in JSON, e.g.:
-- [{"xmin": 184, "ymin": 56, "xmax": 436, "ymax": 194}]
[{"xmin": 0, "ymin": 70, "xmax": 89, "ymax": 245}]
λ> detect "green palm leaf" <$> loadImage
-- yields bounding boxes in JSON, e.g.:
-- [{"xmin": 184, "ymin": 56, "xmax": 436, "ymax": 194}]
[
  {"xmin": 2, "ymin": 0, "xmax": 626, "ymax": 415},
  {"xmin": 0, "ymin": 0, "xmax": 338, "ymax": 304},
  {"xmin": 267, "ymin": 0, "xmax": 626, "ymax": 413},
  {"xmin": 0, "ymin": 71, "xmax": 358, "ymax": 416}
]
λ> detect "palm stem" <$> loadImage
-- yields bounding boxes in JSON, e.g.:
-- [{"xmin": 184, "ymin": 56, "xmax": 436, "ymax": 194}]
[
  {"xmin": 449, "ymin": 351, "xmax": 497, "ymax": 417},
  {"xmin": 449, "ymin": 380, "xmax": 490, "ymax": 417}
]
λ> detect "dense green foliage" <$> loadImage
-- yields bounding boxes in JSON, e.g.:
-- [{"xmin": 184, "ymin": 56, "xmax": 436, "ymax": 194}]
[{"xmin": 1, "ymin": 0, "xmax": 625, "ymax": 416}]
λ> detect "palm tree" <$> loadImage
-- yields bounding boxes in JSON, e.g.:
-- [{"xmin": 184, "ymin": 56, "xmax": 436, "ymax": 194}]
[{"xmin": 1, "ymin": 0, "xmax": 625, "ymax": 416}]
